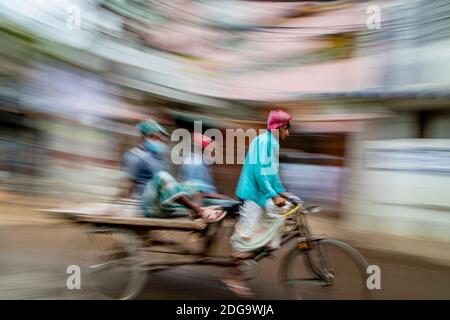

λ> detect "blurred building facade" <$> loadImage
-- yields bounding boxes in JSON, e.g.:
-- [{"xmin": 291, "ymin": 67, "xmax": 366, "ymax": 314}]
[
  {"xmin": 0, "ymin": 0, "xmax": 449, "ymax": 241},
  {"xmin": 341, "ymin": 0, "xmax": 450, "ymax": 241}
]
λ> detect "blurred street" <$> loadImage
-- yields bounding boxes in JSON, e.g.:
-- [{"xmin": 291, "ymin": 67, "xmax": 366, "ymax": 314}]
[{"xmin": 1, "ymin": 197, "xmax": 449, "ymax": 300}]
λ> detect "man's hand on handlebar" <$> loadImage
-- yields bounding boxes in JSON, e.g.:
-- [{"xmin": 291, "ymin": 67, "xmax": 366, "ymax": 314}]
[
  {"xmin": 279, "ymin": 192, "xmax": 304, "ymax": 206},
  {"xmin": 273, "ymin": 195, "xmax": 287, "ymax": 207}
]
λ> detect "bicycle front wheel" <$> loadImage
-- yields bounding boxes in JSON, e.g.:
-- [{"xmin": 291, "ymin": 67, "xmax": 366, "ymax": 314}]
[{"xmin": 281, "ymin": 239, "xmax": 371, "ymax": 300}]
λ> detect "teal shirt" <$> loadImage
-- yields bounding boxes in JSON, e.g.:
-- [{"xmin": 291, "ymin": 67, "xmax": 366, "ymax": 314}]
[{"xmin": 235, "ymin": 131, "xmax": 286, "ymax": 207}]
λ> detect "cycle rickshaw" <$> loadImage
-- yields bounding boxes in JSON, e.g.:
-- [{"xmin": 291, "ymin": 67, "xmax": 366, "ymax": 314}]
[{"xmin": 46, "ymin": 198, "xmax": 370, "ymax": 300}]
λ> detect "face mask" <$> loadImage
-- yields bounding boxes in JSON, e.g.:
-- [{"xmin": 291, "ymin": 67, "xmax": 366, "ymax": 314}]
[{"xmin": 144, "ymin": 139, "xmax": 168, "ymax": 154}]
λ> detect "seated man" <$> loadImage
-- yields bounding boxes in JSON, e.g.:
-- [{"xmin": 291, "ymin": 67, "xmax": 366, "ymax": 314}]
[
  {"xmin": 118, "ymin": 119, "xmax": 225, "ymax": 222},
  {"xmin": 179, "ymin": 131, "xmax": 235, "ymax": 208}
]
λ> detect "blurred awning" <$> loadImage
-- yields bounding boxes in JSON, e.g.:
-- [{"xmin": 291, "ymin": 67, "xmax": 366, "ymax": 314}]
[
  {"xmin": 167, "ymin": 109, "xmax": 239, "ymax": 129},
  {"xmin": 107, "ymin": 73, "xmax": 235, "ymax": 109},
  {"xmin": 290, "ymin": 85, "xmax": 450, "ymax": 110}
]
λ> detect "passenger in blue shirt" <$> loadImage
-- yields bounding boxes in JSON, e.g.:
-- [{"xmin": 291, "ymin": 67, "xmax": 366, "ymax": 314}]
[
  {"xmin": 180, "ymin": 132, "xmax": 235, "ymax": 206},
  {"xmin": 117, "ymin": 119, "xmax": 228, "ymax": 222},
  {"xmin": 180, "ymin": 132, "xmax": 217, "ymax": 194}
]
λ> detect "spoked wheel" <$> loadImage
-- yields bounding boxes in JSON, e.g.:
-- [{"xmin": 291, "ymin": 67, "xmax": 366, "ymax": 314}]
[
  {"xmin": 59, "ymin": 226, "xmax": 147, "ymax": 300},
  {"xmin": 281, "ymin": 239, "xmax": 371, "ymax": 300}
]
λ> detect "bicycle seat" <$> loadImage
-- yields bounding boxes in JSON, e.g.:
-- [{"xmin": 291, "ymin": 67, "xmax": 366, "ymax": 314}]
[{"xmin": 220, "ymin": 200, "xmax": 242, "ymax": 216}]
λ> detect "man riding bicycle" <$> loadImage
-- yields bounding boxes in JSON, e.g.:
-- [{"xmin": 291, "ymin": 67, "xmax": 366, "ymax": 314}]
[{"xmin": 222, "ymin": 110, "xmax": 303, "ymax": 297}]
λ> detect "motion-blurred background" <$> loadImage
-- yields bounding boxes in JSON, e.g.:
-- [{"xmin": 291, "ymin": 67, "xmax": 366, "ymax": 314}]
[{"xmin": 0, "ymin": 0, "xmax": 449, "ymax": 299}]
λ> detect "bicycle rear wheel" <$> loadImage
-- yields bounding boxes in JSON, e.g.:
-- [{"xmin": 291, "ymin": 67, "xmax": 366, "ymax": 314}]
[
  {"xmin": 281, "ymin": 239, "xmax": 371, "ymax": 300},
  {"xmin": 59, "ymin": 226, "xmax": 147, "ymax": 300}
]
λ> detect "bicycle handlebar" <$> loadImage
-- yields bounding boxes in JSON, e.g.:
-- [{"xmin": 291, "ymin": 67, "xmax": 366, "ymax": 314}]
[{"xmin": 282, "ymin": 204, "xmax": 302, "ymax": 218}]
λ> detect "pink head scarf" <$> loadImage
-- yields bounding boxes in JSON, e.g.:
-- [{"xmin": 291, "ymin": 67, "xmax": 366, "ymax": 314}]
[{"xmin": 267, "ymin": 110, "xmax": 293, "ymax": 130}]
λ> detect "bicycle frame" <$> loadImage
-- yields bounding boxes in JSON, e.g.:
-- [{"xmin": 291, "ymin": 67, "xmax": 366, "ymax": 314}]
[
  {"xmin": 63, "ymin": 200, "xmax": 370, "ymax": 300},
  {"xmin": 249, "ymin": 205, "xmax": 321, "ymax": 261},
  {"xmin": 87, "ymin": 204, "xmax": 327, "ymax": 272},
  {"xmin": 276, "ymin": 205, "xmax": 334, "ymax": 285}
]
